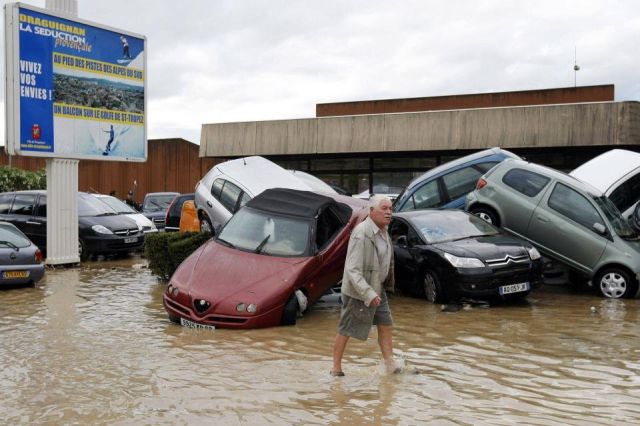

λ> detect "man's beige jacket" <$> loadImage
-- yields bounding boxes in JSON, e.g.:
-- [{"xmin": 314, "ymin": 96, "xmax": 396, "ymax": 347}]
[{"xmin": 341, "ymin": 216, "xmax": 395, "ymax": 307}]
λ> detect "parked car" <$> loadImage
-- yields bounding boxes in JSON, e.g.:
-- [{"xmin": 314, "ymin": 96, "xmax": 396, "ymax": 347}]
[
  {"xmin": 164, "ymin": 188, "xmax": 369, "ymax": 329},
  {"xmin": 354, "ymin": 184, "xmax": 404, "ymax": 202},
  {"xmin": 141, "ymin": 192, "xmax": 179, "ymax": 231},
  {"xmin": 570, "ymin": 149, "xmax": 640, "ymax": 220},
  {"xmin": 390, "ymin": 210, "xmax": 543, "ymax": 303},
  {"xmin": 194, "ymin": 156, "xmax": 311, "ymax": 234},
  {"xmin": 0, "ymin": 191, "xmax": 144, "ymax": 261},
  {"xmin": 92, "ymin": 194, "xmax": 157, "ymax": 234},
  {"xmin": 0, "ymin": 221, "xmax": 45, "ymax": 287},
  {"xmin": 164, "ymin": 193, "xmax": 194, "ymax": 232},
  {"xmin": 394, "ymin": 147, "xmax": 520, "ymax": 212},
  {"xmin": 465, "ymin": 159, "xmax": 640, "ymax": 299}
]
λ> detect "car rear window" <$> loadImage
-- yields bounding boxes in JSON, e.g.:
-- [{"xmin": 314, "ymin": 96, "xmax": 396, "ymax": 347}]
[
  {"xmin": 502, "ymin": 168, "xmax": 550, "ymax": 197},
  {"xmin": 0, "ymin": 224, "xmax": 31, "ymax": 248}
]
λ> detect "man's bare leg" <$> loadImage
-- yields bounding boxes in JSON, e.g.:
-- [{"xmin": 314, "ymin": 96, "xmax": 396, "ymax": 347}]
[
  {"xmin": 332, "ymin": 334, "xmax": 349, "ymax": 375},
  {"xmin": 377, "ymin": 325, "xmax": 397, "ymax": 372}
]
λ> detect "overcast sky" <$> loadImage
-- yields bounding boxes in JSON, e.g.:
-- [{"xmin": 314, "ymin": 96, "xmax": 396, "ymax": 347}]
[{"xmin": 2, "ymin": 0, "xmax": 639, "ymax": 145}]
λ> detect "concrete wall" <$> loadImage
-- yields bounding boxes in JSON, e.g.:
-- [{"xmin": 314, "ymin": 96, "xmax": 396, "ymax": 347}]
[
  {"xmin": 316, "ymin": 85, "xmax": 615, "ymax": 117},
  {"xmin": 200, "ymin": 101, "xmax": 640, "ymax": 158}
]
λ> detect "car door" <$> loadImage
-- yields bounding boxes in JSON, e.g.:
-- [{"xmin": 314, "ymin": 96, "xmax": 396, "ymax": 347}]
[
  {"xmin": 527, "ymin": 182, "xmax": 608, "ymax": 273},
  {"xmin": 30, "ymin": 195, "xmax": 48, "ymax": 249},
  {"xmin": 389, "ymin": 218, "xmax": 423, "ymax": 293},
  {"xmin": 495, "ymin": 168, "xmax": 552, "ymax": 235},
  {"xmin": 397, "ymin": 179, "xmax": 444, "ymax": 212},
  {"xmin": 7, "ymin": 194, "xmax": 40, "ymax": 241}
]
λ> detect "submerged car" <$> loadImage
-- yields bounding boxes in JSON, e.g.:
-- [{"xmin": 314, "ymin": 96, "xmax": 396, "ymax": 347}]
[
  {"xmin": 141, "ymin": 192, "xmax": 179, "ymax": 231},
  {"xmin": 92, "ymin": 194, "xmax": 157, "ymax": 234},
  {"xmin": 194, "ymin": 156, "xmax": 311, "ymax": 234},
  {"xmin": 164, "ymin": 188, "xmax": 368, "ymax": 329},
  {"xmin": 466, "ymin": 159, "xmax": 640, "ymax": 299},
  {"xmin": 0, "ymin": 221, "xmax": 45, "ymax": 287},
  {"xmin": 394, "ymin": 147, "xmax": 520, "ymax": 212},
  {"xmin": 0, "ymin": 191, "xmax": 144, "ymax": 261},
  {"xmin": 570, "ymin": 149, "xmax": 640, "ymax": 220},
  {"xmin": 390, "ymin": 210, "xmax": 543, "ymax": 303}
]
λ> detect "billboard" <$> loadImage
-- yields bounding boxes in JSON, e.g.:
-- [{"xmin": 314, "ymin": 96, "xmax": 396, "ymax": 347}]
[{"xmin": 4, "ymin": 3, "xmax": 147, "ymax": 161}]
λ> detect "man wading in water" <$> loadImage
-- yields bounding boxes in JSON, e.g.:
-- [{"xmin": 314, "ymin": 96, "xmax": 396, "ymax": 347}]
[{"xmin": 331, "ymin": 195, "xmax": 400, "ymax": 376}]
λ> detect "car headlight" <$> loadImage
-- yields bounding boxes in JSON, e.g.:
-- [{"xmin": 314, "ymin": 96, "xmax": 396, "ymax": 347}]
[
  {"xmin": 247, "ymin": 304, "xmax": 257, "ymax": 313},
  {"xmin": 92, "ymin": 225, "xmax": 113, "ymax": 234},
  {"xmin": 528, "ymin": 247, "xmax": 541, "ymax": 260},
  {"xmin": 137, "ymin": 223, "xmax": 143, "ymax": 231},
  {"xmin": 443, "ymin": 252, "xmax": 484, "ymax": 268},
  {"xmin": 150, "ymin": 222, "xmax": 157, "ymax": 230}
]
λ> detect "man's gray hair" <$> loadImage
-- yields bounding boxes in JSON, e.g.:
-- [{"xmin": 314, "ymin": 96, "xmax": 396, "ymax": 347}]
[{"xmin": 369, "ymin": 194, "xmax": 392, "ymax": 209}]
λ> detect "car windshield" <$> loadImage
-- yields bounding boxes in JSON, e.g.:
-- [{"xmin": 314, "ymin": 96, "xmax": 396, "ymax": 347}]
[
  {"xmin": 97, "ymin": 196, "xmax": 137, "ymax": 214},
  {"xmin": 412, "ymin": 211, "xmax": 499, "ymax": 244},
  {"xmin": 592, "ymin": 195, "xmax": 637, "ymax": 239},
  {"xmin": 0, "ymin": 224, "xmax": 31, "ymax": 248},
  {"xmin": 78, "ymin": 194, "xmax": 116, "ymax": 216},
  {"xmin": 217, "ymin": 208, "xmax": 311, "ymax": 257},
  {"xmin": 143, "ymin": 195, "xmax": 176, "ymax": 212}
]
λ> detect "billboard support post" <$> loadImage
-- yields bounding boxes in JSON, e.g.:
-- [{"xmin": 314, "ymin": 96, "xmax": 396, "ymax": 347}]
[{"xmin": 46, "ymin": 0, "xmax": 79, "ymax": 265}]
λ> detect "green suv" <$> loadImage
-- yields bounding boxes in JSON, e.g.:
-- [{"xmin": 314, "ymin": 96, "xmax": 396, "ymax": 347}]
[{"xmin": 465, "ymin": 159, "xmax": 640, "ymax": 299}]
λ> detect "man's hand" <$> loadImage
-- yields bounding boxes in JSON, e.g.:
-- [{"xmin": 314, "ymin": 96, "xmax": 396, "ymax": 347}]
[{"xmin": 370, "ymin": 296, "xmax": 382, "ymax": 307}]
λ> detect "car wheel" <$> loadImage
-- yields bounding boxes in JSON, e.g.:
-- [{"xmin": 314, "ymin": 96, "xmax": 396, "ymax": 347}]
[
  {"xmin": 423, "ymin": 270, "xmax": 448, "ymax": 304},
  {"xmin": 281, "ymin": 294, "xmax": 299, "ymax": 326},
  {"xmin": 78, "ymin": 239, "xmax": 89, "ymax": 261},
  {"xmin": 596, "ymin": 267, "xmax": 638, "ymax": 299},
  {"xmin": 200, "ymin": 215, "xmax": 214, "ymax": 234},
  {"xmin": 470, "ymin": 207, "xmax": 499, "ymax": 226}
]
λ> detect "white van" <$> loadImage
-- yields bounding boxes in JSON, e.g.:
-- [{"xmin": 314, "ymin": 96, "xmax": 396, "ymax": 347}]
[
  {"xmin": 194, "ymin": 156, "xmax": 312, "ymax": 233},
  {"xmin": 570, "ymin": 149, "xmax": 640, "ymax": 219}
]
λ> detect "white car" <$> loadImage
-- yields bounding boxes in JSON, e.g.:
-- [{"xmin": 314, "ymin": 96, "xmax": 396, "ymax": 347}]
[
  {"xmin": 194, "ymin": 156, "xmax": 312, "ymax": 234},
  {"xmin": 570, "ymin": 149, "xmax": 640, "ymax": 219},
  {"xmin": 92, "ymin": 194, "xmax": 158, "ymax": 234}
]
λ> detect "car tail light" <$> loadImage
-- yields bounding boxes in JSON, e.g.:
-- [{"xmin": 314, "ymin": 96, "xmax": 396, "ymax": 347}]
[
  {"xmin": 476, "ymin": 178, "xmax": 488, "ymax": 190},
  {"xmin": 35, "ymin": 248, "xmax": 44, "ymax": 263}
]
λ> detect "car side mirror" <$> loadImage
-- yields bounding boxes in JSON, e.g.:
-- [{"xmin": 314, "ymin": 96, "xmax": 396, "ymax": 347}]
[
  {"xmin": 395, "ymin": 235, "xmax": 409, "ymax": 247},
  {"xmin": 631, "ymin": 203, "xmax": 640, "ymax": 233},
  {"xmin": 592, "ymin": 222, "xmax": 607, "ymax": 235}
]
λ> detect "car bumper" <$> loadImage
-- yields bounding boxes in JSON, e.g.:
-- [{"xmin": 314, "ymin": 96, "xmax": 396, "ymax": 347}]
[
  {"xmin": 442, "ymin": 260, "xmax": 543, "ymax": 299},
  {"xmin": 0, "ymin": 263, "xmax": 45, "ymax": 286},
  {"xmin": 163, "ymin": 294, "xmax": 283, "ymax": 329},
  {"xmin": 83, "ymin": 234, "xmax": 145, "ymax": 255}
]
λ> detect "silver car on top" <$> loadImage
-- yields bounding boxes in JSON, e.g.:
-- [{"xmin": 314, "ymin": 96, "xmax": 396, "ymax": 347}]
[{"xmin": 465, "ymin": 159, "xmax": 640, "ymax": 299}]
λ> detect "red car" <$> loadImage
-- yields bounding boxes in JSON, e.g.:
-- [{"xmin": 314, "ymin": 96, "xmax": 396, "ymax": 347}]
[{"xmin": 163, "ymin": 188, "xmax": 368, "ymax": 329}]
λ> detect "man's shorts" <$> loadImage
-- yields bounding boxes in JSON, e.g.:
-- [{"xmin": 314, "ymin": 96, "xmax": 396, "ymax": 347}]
[{"xmin": 338, "ymin": 292, "xmax": 394, "ymax": 341}]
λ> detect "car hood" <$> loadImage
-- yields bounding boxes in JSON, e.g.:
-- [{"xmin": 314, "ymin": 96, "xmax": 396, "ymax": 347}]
[
  {"xmin": 143, "ymin": 211, "xmax": 166, "ymax": 220},
  {"xmin": 80, "ymin": 214, "xmax": 138, "ymax": 230},
  {"xmin": 431, "ymin": 234, "xmax": 529, "ymax": 261},
  {"xmin": 184, "ymin": 240, "xmax": 310, "ymax": 304}
]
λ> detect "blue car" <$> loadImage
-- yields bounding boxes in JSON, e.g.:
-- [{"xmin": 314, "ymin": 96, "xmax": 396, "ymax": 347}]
[{"xmin": 393, "ymin": 147, "xmax": 520, "ymax": 212}]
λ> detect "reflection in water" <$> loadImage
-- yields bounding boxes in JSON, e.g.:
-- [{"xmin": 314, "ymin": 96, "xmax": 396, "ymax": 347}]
[{"xmin": 1, "ymin": 258, "xmax": 640, "ymax": 424}]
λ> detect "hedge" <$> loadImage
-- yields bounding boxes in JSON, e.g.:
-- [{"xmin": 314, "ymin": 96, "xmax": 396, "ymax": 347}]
[
  {"xmin": 144, "ymin": 231, "xmax": 212, "ymax": 280},
  {"xmin": 0, "ymin": 166, "xmax": 46, "ymax": 192}
]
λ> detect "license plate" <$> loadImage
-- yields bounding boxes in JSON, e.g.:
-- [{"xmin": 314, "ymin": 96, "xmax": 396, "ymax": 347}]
[
  {"xmin": 124, "ymin": 237, "xmax": 138, "ymax": 244},
  {"xmin": 2, "ymin": 270, "xmax": 30, "ymax": 279},
  {"xmin": 180, "ymin": 317, "xmax": 216, "ymax": 331},
  {"xmin": 499, "ymin": 282, "xmax": 530, "ymax": 295}
]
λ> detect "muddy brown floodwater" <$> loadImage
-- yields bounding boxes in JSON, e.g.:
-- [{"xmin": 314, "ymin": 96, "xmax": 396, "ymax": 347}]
[{"xmin": 2, "ymin": 256, "xmax": 640, "ymax": 425}]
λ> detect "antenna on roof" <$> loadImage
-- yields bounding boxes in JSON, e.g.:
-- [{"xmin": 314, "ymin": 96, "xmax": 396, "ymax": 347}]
[{"xmin": 573, "ymin": 46, "xmax": 580, "ymax": 87}]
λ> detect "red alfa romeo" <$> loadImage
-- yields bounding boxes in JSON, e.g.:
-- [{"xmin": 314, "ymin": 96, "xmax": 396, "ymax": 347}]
[{"xmin": 163, "ymin": 188, "xmax": 368, "ymax": 329}]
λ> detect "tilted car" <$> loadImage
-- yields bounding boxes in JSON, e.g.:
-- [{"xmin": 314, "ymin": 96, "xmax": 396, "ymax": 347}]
[
  {"xmin": 164, "ymin": 188, "xmax": 369, "ymax": 329},
  {"xmin": 0, "ymin": 221, "xmax": 45, "ymax": 287},
  {"xmin": 141, "ymin": 192, "xmax": 179, "ymax": 231},
  {"xmin": 570, "ymin": 149, "xmax": 640, "ymax": 220},
  {"xmin": 194, "ymin": 156, "xmax": 311, "ymax": 235},
  {"xmin": 390, "ymin": 210, "xmax": 543, "ymax": 303},
  {"xmin": 394, "ymin": 147, "xmax": 520, "ymax": 212},
  {"xmin": 465, "ymin": 159, "xmax": 640, "ymax": 299},
  {"xmin": 0, "ymin": 191, "xmax": 144, "ymax": 261},
  {"xmin": 92, "ymin": 194, "xmax": 157, "ymax": 234},
  {"xmin": 288, "ymin": 170, "xmax": 337, "ymax": 194}
]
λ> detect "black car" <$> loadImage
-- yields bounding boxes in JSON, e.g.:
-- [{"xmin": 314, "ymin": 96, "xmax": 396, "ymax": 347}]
[
  {"xmin": 164, "ymin": 193, "xmax": 194, "ymax": 232},
  {"xmin": 0, "ymin": 191, "xmax": 144, "ymax": 261},
  {"xmin": 389, "ymin": 210, "xmax": 543, "ymax": 303},
  {"xmin": 141, "ymin": 192, "xmax": 179, "ymax": 231}
]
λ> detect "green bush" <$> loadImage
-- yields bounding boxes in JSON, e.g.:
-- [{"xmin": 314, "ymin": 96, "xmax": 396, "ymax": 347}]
[
  {"xmin": 0, "ymin": 166, "xmax": 46, "ymax": 192},
  {"xmin": 144, "ymin": 231, "xmax": 212, "ymax": 280}
]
